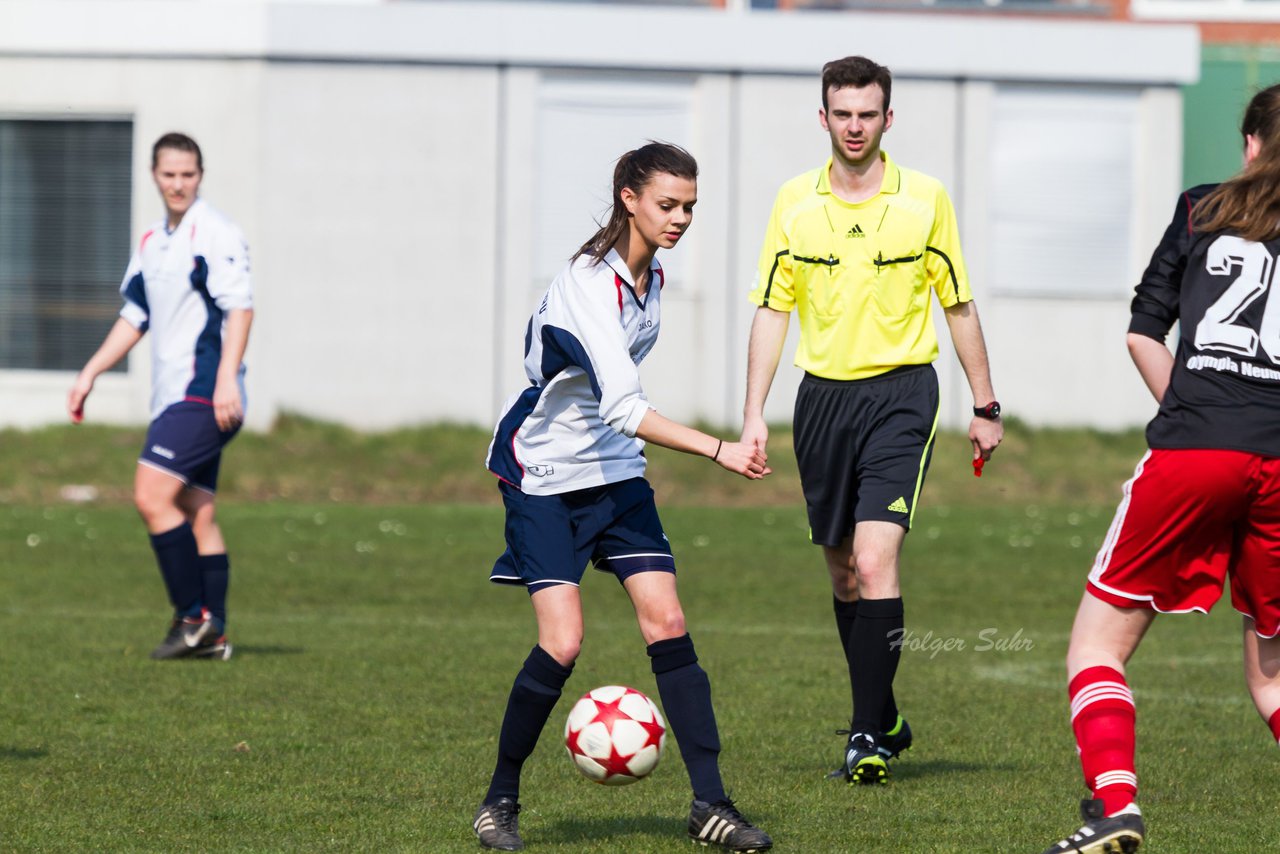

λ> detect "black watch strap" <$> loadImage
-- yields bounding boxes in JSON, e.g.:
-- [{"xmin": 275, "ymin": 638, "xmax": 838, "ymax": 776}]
[{"xmin": 973, "ymin": 401, "xmax": 1001, "ymax": 420}]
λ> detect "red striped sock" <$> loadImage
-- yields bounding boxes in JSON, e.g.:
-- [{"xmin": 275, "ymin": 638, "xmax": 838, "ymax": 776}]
[
  {"xmin": 1069, "ymin": 665, "xmax": 1137, "ymax": 816},
  {"xmin": 1269, "ymin": 708, "xmax": 1280, "ymax": 745}
]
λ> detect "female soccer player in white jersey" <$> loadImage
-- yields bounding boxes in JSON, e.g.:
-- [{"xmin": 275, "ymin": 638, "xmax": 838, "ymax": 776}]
[
  {"xmin": 1041, "ymin": 85, "xmax": 1280, "ymax": 854},
  {"xmin": 473, "ymin": 143, "xmax": 772, "ymax": 853},
  {"xmin": 68, "ymin": 133, "xmax": 252, "ymax": 662}
]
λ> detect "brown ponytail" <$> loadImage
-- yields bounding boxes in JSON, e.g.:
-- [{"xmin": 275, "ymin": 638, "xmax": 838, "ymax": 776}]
[
  {"xmin": 572, "ymin": 141, "xmax": 698, "ymax": 264},
  {"xmin": 1193, "ymin": 84, "xmax": 1280, "ymax": 243}
]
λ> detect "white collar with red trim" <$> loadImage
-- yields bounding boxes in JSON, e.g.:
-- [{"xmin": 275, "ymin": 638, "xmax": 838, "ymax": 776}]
[{"xmin": 601, "ymin": 246, "xmax": 663, "ymax": 290}]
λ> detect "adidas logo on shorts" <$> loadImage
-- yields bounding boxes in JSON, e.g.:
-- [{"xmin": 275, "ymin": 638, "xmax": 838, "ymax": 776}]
[{"xmin": 887, "ymin": 496, "xmax": 909, "ymax": 513}]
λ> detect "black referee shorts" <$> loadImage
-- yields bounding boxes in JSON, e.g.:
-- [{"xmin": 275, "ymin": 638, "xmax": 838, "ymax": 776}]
[{"xmin": 792, "ymin": 364, "xmax": 939, "ymax": 546}]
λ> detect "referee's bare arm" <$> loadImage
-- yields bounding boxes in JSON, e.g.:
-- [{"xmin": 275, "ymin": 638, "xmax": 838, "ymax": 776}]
[
  {"xmin": 943, "ymin": 300, "xmax": 1002, "ymax": 460},
  {"xmin": 741, "ymin": 306, "xmax": 791, "ymax": 454}
]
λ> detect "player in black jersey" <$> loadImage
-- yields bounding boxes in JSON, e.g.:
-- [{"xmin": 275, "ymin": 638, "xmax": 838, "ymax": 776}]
[{"xmin": 1041, "ymin": 84, "xmax": 1280, "ymax": 854}]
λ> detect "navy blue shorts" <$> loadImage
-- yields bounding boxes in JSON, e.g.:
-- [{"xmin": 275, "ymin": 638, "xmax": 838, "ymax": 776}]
[
  {"xmin": 490, "ymin": 477, "xmax": 677, "ymax": 593},
  {"xmin": 138, "ymin": 400, "xmax": 240, "ymax": 494}
]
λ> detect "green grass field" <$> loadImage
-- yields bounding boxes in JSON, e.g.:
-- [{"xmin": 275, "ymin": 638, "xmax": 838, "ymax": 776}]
[{"xmin": 1, "ymin": 421, "xmax": 1277, "ymax": 852}]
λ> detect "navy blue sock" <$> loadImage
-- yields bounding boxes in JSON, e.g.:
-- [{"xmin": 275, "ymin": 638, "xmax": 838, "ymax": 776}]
[
  {"xmin": 834, "ymin": 597, "xmax": 899, "ymax": 732},
  {"xmin": 485, "ymin": 645, "xmax": 574, "ymax": 804},
  {"xmin": 850, "ymin": 597, "xmax": 904, "ymax": 737},
  {"xmin": 200, "ymin": 554, "xmax": 229, "ymax": 631},
  {"xmin": 648, "ymin": 634, "xmax": 725, "ymax": 804},
  {"xmin": 149, "ymin": 523, "xmax": 203, "ymax": 619}
]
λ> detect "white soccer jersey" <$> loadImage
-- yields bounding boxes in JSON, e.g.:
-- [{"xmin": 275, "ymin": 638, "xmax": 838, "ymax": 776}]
[
  {"xmin": 118, "ymin": 198, "xmax": 253, "ymax": 419},
  {"xmin": 486, "ymin": 248, "xmax": 663, "ymax": 495}
]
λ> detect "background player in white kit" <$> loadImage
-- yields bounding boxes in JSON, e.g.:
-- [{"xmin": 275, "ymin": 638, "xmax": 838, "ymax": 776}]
[
  {"xmin": 473, "ymin": 143, "xmax": 772, "ymax": 853},
  {"xmin": 68, "ymin": 132, "xmax": 253, "ymax": 661}
]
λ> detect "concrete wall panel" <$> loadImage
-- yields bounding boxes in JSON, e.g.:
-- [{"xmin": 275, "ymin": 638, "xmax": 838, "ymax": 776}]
[{"xmin": 257, "ymin": 63, "xmax": 499, "ymax": 428}]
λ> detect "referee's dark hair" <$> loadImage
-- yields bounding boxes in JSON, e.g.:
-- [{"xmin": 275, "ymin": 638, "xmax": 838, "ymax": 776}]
[
  {"xmin": 1194, "ymin": 83, "xmax": 1280, "ymax": 243},
  {"xmin": 573, "ymin": 141, "xmax": 699, "ymax": 265},
  {"xmin": 822, "ymin": 56, "xmax": 892, "ymax": 114},
  {"xmin": 151, "ymin": 132, "xmax": 203, "ymax": 172}
]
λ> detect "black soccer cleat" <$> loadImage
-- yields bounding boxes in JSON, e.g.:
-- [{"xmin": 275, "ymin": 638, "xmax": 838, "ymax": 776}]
[
  {"xmin": 843, "ymin": 732, "xmax": 888, "ymax": 785},
  {"xmin": 877, "ymin": 715, "xmax": 913, "ymax": 759},
  {"xmin": 182, "ymin": 610, "xmax": 220, "ymax": 649},
  {"xmin": 828, "ymin": 718, "xmax": 911, "ymax": 781},
  {"xmin": 473, "ymin": 797, "xmax": 523, "ymax": 851},
  {"xmin": 1041, "ymin": 798, "xmax": 1144, "ymax": 854},
  {"xmin": 149, "ymin": 616, "xmax": 205, "ymax": 660},
  {"xmin": 688, "ymin": 799, "xmax": 772, "ymax": 852}
]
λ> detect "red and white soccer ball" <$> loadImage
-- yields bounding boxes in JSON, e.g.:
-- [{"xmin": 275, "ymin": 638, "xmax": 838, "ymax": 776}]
[{"xmin": 564, "ymin": 685, "xmax": 666, "ymax": 785}]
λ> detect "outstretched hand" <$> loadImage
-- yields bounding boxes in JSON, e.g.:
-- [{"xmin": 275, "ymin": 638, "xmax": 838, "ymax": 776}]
[{"xmin": 714, "ymin": 440, "xmax": 772, "ymax": 480}]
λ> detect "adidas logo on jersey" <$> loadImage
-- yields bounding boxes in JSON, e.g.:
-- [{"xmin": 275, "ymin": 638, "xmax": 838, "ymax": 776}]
[
  {"xmin": 846, "ymin": 224, "xmax": 866, "ymax": 238},
  {"xmin": 887, "ymin": 496, "xmax": 909, "ymax": 513}
]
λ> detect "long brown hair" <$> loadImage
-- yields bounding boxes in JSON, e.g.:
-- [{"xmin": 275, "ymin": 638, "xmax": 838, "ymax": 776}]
[
  {"xmin": 1193, "ymin": 84, "xmax": 1280, "ymax": 242},
  {"xmin": 572, "ymin": 142, "xmax": 699, "ymax": 264}
]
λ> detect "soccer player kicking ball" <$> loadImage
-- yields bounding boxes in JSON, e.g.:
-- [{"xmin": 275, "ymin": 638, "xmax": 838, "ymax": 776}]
[
  {"xmin": 68, "ymin": 133, "xmax": 252, "ymax": 661},
  {"xmin": 473, "ymin": 143, "xmax": 772, "ymax": 853},
  {"xmin": 1042, "ymin": 85, "xmax": 1280, "ymax": 854}
]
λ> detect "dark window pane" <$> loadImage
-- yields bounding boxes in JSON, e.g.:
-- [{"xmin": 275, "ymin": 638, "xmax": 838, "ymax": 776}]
[{"xmin": 0, "ymin": 120, "xmax": 132, "ymax": 371}]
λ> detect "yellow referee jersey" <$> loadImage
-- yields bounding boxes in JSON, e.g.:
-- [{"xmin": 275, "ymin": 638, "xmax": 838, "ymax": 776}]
[{"xmin": 749, "ymin": 152, "xmax": 971, "ymax": 380}]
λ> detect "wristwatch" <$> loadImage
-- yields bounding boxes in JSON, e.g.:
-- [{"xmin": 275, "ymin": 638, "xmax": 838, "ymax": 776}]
[{"xmin": 973, "ymin": 401, "xmax": 1001, "ymax": 420}]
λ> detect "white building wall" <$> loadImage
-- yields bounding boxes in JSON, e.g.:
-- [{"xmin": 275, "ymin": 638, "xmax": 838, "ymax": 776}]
[
  {"xmin": 0, "ymin": 0, "xmax": 1198, "ymax": 432},
  {"xmin": 256, "ymin": 63, "xmax": 500, "ymax": 429}
]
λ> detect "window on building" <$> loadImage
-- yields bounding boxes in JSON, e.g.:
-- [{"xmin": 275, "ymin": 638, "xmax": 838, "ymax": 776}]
[
  {"xmin": 0, "ymin": 119, "xmax": 132, "ymax": 371},
  {"xmin": 988, "ymin": 86, "xmax": 1138, "ymax": 299}
]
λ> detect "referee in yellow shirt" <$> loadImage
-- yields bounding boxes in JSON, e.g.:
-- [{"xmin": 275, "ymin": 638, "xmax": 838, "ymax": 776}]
[{"xmin": 741, "ymin": 55, "xmax": 1003, "ymax": 786}]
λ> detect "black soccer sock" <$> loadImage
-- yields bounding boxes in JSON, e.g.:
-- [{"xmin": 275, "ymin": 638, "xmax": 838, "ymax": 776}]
[
  {"xmin": 834, "ymin": 596, "xmax": 900, "ymax": 732},
  {"xmin": 200, "ymin": 554, "xmax": 230, "ymax": 631},
  {"xmin": 648, "ymin": 633, "xmax": 725, "ymax": 804},
  {"xmin": 485, "ymin": 645, "xmax": 574, "ymax": 804},
  {"xmin": 849, "ymin": 597, "xmax": 904, "ymax": 737},
  {"xmin": 149, "ymin": 523, "xmax": 203, "ymax": 619}
]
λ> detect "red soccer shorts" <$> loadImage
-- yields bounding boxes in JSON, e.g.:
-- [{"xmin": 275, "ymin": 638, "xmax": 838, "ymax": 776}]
[{"xmin": 1089, "ymin": 448, "xmax": 1280, "ymax": 638}]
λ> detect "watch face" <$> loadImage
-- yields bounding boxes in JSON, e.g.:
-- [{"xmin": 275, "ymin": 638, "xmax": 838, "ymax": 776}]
[{"xmin": 976, "ymin": 402, "xmax": 1000, "ymax": 419}]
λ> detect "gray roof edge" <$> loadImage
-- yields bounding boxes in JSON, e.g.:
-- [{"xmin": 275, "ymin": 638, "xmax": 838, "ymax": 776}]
[{"xmin": 0, "ymin": 0, "xmax": 1201, "ymax": 85}]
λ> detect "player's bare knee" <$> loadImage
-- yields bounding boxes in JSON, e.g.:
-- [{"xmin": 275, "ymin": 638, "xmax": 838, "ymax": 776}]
[
  {"xmin": 190, "ymin": 508, "xmax": 218, "ymax": 537},
  {"xmin": 133, "ymin": 488, "xmax": 170, "ymax": 525},
  {"xmin": 828, "ymin": 569, "xmax": 858, "ymax": 600},
  {"xmin": 853, "ymin": 553, "xmax": 897, "ymax": 594},
  {"xmin": 640, "ymin": 611, "xmax": 687, "ymax": 645},
  {"xmin": 542, "ymin": 636, "xmax": 582, "ymax": 667}
]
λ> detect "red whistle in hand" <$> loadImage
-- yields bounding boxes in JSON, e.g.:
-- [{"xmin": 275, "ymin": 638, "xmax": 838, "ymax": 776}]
[{"xmin": 973, "ymin": 457, "xmax": 985, "ymax": 478}]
